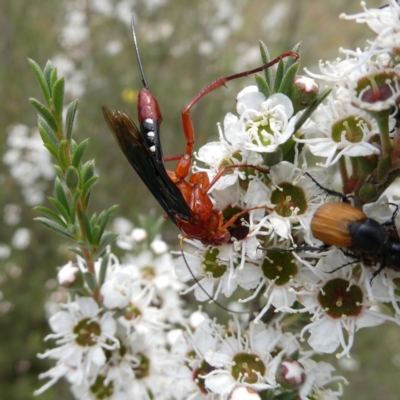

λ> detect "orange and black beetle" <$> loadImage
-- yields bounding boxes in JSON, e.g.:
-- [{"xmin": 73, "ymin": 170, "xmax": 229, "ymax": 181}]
[
  {"xmin": 261, "ymin": 175, "xmax": 400, "ymax": 283},
  {"xmin": 311, "ymin": 201, "xmax": 400, "ymax": 281}
]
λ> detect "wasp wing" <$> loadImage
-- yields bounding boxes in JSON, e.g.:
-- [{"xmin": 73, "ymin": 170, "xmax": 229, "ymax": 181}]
[{"xmin": 102, "ymin": 106, "xmax": 192, "ymax": 225}]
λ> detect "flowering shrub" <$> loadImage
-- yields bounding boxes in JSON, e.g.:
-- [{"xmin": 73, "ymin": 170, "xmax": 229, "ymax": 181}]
[{"xmin": 27, "ymin": 2, "xmax": 400, "ymax": 399}]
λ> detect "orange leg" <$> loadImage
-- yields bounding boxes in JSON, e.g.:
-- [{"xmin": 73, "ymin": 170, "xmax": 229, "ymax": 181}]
[
  {"xmin": 202, "ymin": 164, "xmax": 270, "ymax": 194},
  {"xmin": 174, "ymin": 51, "xmax": 299, "ymax": 180},
  {"xmin": 221, "ymin": 206, "xmax": 272, "ymax": 231}
]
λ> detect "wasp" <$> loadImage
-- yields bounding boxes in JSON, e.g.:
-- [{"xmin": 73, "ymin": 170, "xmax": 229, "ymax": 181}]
[
  {"xmin": 260, "ymin": 173, "xmax": 400, "ymax": 283},
  {"xmin": 103, "ymin": 19, "xmax": 298, "ymax": 247}
]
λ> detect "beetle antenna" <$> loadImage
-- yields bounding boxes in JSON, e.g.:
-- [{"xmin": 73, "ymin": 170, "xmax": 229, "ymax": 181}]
[
  {"xmin": 179, "ymin": 237, "xmax": 251, "ymax": 315},
  {"xmin": 131, "ymin": 15, "xmax": 150, "ymax": 90},
  {"xmin": 304, "ymin": 172, "xmax": 348, "ymax": 203}
]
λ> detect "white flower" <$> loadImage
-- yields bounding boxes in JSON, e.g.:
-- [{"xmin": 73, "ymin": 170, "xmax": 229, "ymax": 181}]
[
  {"xmin": 101, "ymin": 269, "xmax": 133, "ymax": 309},
  {"xmin": 296, "ymin": 89, "xmax": 381, "ymax": 167},
  {"xmin": 36, "ymin": 297, "xmax": 118, "ymax": 392},
  {"xmin": 233, "ymin": 87, "xmax": 298, "ymax": 153},
  {"xmin": 57, "ymin": 261, "xmax": 80, "ymax": 286},
  {"xmin": 340, "ymin": 0, "xmax": 400, "ymax": 51},
  {"xmin": 204, "ymin": 322, "xmax": 289, "ymax": 396},
  {"xmin": 296, "ymin": 251, "xmax": 399, "ymax": 357}
]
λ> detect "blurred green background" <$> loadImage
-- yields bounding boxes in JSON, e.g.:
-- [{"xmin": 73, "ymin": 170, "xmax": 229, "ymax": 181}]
[{"xmin": 1, "ymin": 0, "xmax": 399, "ymax": 399}]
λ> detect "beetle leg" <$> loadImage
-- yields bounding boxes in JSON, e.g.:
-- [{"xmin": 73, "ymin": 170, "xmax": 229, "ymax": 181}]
[
  {"xmin": 259, "ymin": 244, "xmax": 330, "ymax": 253},
  {"xmin": 370, "ymin": 262, "xmax": 386, "ymax": 285}
]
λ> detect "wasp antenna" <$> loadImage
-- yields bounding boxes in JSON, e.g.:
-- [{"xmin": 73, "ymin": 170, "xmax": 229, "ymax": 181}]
[{"xmin": 131, "ymin": 15, "xmax": 150, "ymax": 90}]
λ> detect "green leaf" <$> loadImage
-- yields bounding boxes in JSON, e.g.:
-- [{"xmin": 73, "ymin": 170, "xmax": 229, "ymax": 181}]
[
  {"xmin": 69, "ymin": 191, "xmax": 81, "ymax": 223},
  {"xmin": 90, "ymin": 212, "xmax": 97, "ymax": 227},
  {"xmin": 38, "ymin": 123, "xmax": 58, "ymax": 159},
  {"xmin": 65, "ymin": 100, "xmax": 79, "ymax": 143},
  {"xmin": 57, "ymin": 140, "xmax": 70, "ymax": 171},
  {"xmin": 288, "ymin": 349, "xmax": 299, "ymax": 361},
  {"xmin": 255, "ymin": 74, "xmax": 270, "ymax": 98},
  {"xmin": 82, "ymin": 160, "xmax": 95, "ymax": 184},
  {"xmin": 34, "ymin": 206, "xmax": 67, "ymax": 227},
  {"xmin": 274, "ymin": 391, "xmax": 298, "ymax": 400},
  {"xmin": 113, "ymin": 309, "xmax": 128, "ymax": 319},
  {"xmin": 93, "ymin": 205, "xmax": 118, "ymax": 245},
  {"xmin": 38, "ymin": 117, "xmax": 59, "ymax": 148},
  {"xmin": 91, "ymin": 226, "xmax": 100, "ymax": 245},
  {"xmin": 48, "ymin": 197, "xmax": 70, "ymax": 222},
  {"xmin": 83, "ymin": 272, "xmax": 97, "ymax": 292},
  {"xmin": 66, "ymin": 166, "xmax": 80, "ymax": 189},
  {"xmin": 273, "ymin": 60, "xmax": 284, "ymax": 94},
  {"xmin": 77, "ymin": 239, "xmax": 92, "ymax": 249},
  {"xmin": 43, "ymin": 60, "xmax": 55, "ymax": 92},
  {"xmin": 50, "ymin": 67, "xmax": 58, "ymax": 89},
  {"xmin": 294, "ymin": 88, "xmax": 331, "ymax": 133},
  {"xmin": 259, "ymin": 41, "xmax": 272, "ymax": 88},
  {"xmin": 278, "ymin": 62, "xmax": 299, "ymax": 97},
  {"xmin": 34, "ymin": 217, "xmax": 75, "ymax": 239},
  {"xmin": 284, "ymin": 42, "xmax": 301, "ymax": 72},
  {"xmin": 55, "ymin": 178, "xmax": 70, "ymax": 214},
  {"xmin": 82, "ymin": 176, "xmax": 99, "ymax": 204},
  {"xmin": 52, "ymin": 78, "xmax": 65, "ymax": 114},
  {"xmin": 29, "ymin": 98, "xmax": 58, "ymax": 132},
  {"xmin": 72, "ymin": 139, "xmax": 89, "ymax": 168},
  {"xmin": 69, "ymin": 247, "xmax": 84, "ymax": 257},
  {"xmin": 27, "ymin": 58, "xmax": 51, "ymax": 106},
  {"xmin": 53, "ymin": 165, "xmax": 64, "ymax": 181},
  {"xmin": 80, "ymin": 210, "xmax": 93, "ymax": 243},
  {"xmin": 96, "ymin": 232, "xmax": 118, "ymax": 257}
]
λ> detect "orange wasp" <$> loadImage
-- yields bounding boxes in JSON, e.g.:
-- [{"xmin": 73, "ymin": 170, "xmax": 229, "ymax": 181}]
[{"xmin": 103, "ymin": 20, "xmax": 299, "ymax": 249}]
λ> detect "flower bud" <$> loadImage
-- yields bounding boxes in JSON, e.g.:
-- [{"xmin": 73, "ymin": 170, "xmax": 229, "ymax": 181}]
[
  {"xmin": 229, "ymin": 387, "xmax": 260, "ymax": 400},
  {"xmin": 291, "ymin": 75, "xmax": 319, "ymax": 113},
  {"xmin": 276, "ymin": 359, "xmax": 306, "ymax": 390},
  {"xmin": 57, "ymin": 261, "xmax": 81, "ymax": 287}
]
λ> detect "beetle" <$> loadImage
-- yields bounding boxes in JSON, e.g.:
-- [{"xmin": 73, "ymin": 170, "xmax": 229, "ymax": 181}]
[
  {"xmin": 103, "ymin": 19, "xmax": 298, "ymax": 247},
  {"xmin": 260, "ymin": 173, "xmax": 400, "ymax": 283}
]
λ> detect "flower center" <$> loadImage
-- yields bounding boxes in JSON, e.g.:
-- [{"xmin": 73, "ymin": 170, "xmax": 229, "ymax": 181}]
[
  {"xmin": 142, "ymin": 265, "xmax": 156, "ymax": 280},
  {"xmin": 356, "ymin": 72, "xmax": 399, "ymax": 104},
  {"xmin": 223, "ymin": 206, "xmax": 249, "ymax": 241},
  {"xmin": 331, "ymin": 116, "xmax": 370, "ymax": 143},
  {"xmin": 318, "ymin": 278, "xmax": 363, "ymax": 318},
  {"xmin": 73, "ymin": 318, "xmax": 101, "ymax": 346},
  {"xmin": 231, "ymin": 353, "xmax": 266, "ymax": 384},
  {"xmin": 193, "ymin": 360, "xmax": 215, "ymax": 394},
  {"xmin": 90, "ymin": 375, "xmax": 114, "ymax": 399},
  {"xmin": 133, "ymin": 352, "xmax": 150, "ymax": 379},
  {"xmin": 203, "ymin": 247, "xmax": 227, "ymax": 278},
  {"xmin": 124, "ymin": 304, "xmax": 142, "ymax": 320},
  {"xmin": 261, "ymin": 252, "xmax": 298, "ymax": 285},
  {"xmin": 271, "ymin": 182, "xmax": 307, "ymax": 217}
]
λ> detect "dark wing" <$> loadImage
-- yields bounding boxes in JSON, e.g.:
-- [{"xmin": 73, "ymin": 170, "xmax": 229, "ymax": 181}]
[{"xmin": 102, "ymin": 106, "xmax": 192, "ymax": 224}]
